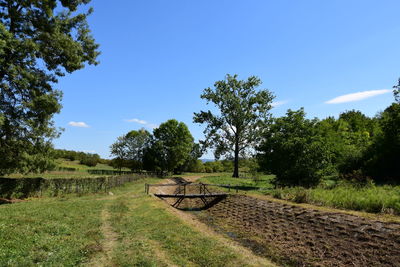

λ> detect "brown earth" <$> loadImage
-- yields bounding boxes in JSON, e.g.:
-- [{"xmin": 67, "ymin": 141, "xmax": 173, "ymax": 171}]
[
  {"xmin": 153, "ymin": 178, "xmax": 400, "ymax": 267},
  {"xmin": 196, "ymin": 195, "xmax": 400, "ymax": 267}
]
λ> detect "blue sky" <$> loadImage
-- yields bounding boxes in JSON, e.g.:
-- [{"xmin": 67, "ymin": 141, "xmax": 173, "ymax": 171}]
[{"xmin": 54, "ymin": 0, "xmax": 400, "ymax": 158}]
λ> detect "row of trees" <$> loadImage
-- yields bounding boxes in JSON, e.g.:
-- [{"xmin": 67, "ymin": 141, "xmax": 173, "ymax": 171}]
[
  {"xmin": 258, "ymin": 92, "xmax": 400, "ymax": 186},
  {"xmin": 109, "ymin": 74, "xmax": 399, "ymax": 187},
  {"xmin": 110, "ymin": 119, "xmax": 197, "ymax": 174}
]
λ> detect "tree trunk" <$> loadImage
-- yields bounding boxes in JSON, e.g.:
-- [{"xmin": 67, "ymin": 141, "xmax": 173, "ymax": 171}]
[{"xmin": 233, "ymin": 138, "xmax": 239, "ymax": 178}]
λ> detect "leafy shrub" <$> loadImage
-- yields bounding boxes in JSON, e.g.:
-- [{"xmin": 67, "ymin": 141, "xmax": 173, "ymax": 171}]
[{"xmin": 258, "ymin": 109, "xmax": 330, "ymax": 187}]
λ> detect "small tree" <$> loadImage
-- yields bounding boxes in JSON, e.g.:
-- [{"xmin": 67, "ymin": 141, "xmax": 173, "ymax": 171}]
[{"xmin": 194, "ymin": 74, "xmax": 274, "ymax": 177}]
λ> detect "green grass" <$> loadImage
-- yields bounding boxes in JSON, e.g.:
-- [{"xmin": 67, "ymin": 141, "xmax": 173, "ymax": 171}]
[
  {"xmin": 0, "ymin": 177, "xmax": 274, "ymax": 266},
  {"xmin": 0, "ymin": 195, "xmax": 105, "ymax": 266},
  {"xmin": 108, "ymin": 181, "xmax": 264, "ymax": 266},
  {"xmin": 57, "ymin": 159, "xmax": 130, "ymax": 171},
  {"xmin": 5, "ymin": 159, "xmax": 129, "ymax": 179},
  {"xmin": 200, "ymin": 174, "xmax": 400, "ymax": 215},
  {"xmin": 272, "ymin": 184, "xmax": 400, "ymax": 214},
  {"xmin": 198, "ymin": 174, "xmax": 275, "ymax": 193}
]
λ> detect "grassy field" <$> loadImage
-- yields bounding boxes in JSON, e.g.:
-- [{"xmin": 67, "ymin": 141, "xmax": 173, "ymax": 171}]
[
  {"xmin": 199, "ymin": 173, "xmax": 275, "ymax": 193},
  {"xmin": 4, "ymin": 159, "xmax": 129, "ymax": 179},
  {"xmin": 0, "ymin": 177, "xmax": 274, "ymax": 266},
  {"xmin": 199, "ymin": 174, "xmax": 400, "ymax": 215}
]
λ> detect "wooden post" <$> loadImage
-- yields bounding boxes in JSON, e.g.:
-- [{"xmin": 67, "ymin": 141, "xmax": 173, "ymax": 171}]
[{"xmin": 228, "ymin": 184, "xmax": 231, "ymax": 192}]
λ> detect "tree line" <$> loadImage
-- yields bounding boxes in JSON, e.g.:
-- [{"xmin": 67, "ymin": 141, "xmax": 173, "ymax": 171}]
[
  {"xmin": 110, "ymin": 74, "xmax": 400, "ymax": 187},
  {"xmin": 110, "ymin": 120, "xmax": 197, "ymax": 174},
  {"xmin": 0, "ymin": 2, "xmax": 398, "ymax": 187}
]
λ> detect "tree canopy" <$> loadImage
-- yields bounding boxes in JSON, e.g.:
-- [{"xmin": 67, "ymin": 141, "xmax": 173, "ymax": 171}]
[
  {"xmin": 0, "ymin": 0, "xmax": 99, "ymax": 175},
  {"xmin": 257, "ymin": 108, "xmax": 330, "ymax": 187},
  {"xmin": 194, "ymin": 74, "xmax": 274, "ymax": 177},
  {"xmin": 110, "ymin": 129, "xmax": 152, "ymax": 171},
  {"xmin": 151, "ymin": 119, "xmax": 194, "ymax": 173}
]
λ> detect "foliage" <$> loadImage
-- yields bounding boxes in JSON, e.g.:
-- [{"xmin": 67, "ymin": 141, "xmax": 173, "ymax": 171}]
[
  {"xmin": 54, "ymin": 149, "xmax": 101, "ymax": 167},
  {"xmin": 184, "ymin": 159, "xmax": 205, "ymax": 173},
  {"xmin": 363, "ymin": 103, "xmax": 400, "ymax": 183},
  {"xmin": 258, "ymin": 108, "xmax": 330, "ymax": 187},
  {"xmin": 150, "ymin": 119, "xmax": 194, "ymax": 173},
  {"xmin": 180, "ymin": 143, "xmax": 204, "ymax": 172},
  {"xmin": 0, "ymin": 175, "xmax": 144, "ymax": 198},
  {"xmin": 204, "ymin": 161, "xmax": 224, "ymax": 173},
  {"xmin": 194, "ymin": 74, "xmax": 274, "ymax": 177},
  {"xmin": 79, "ymin": 154, "xmax": 98, "ymax": 167},
  {"xmin": 393, "ymin": 78, "xmax": 400, "ymax": 103},
  {"xmin": 110, "ymin": 128, "xmax": 152, "ymax": 171},
  {"xmin": 0, "ymin": 0, "xmax": 99, "ymax": 175}
]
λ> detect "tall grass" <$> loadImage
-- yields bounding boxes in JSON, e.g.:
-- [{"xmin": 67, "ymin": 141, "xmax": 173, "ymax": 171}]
[
  {"xmin": 200, "ymin": 174, "xmax": 400, "ymax": 215},
  {"xmin": 271, "ymin": 184, "xmax": 400, "ymax": 214}
]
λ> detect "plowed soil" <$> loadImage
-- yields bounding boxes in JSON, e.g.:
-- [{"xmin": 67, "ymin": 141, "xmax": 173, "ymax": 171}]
[
  {"xmin": 196, "ymin": 195, "xmax": 400, "ymax": 267},
  {"xmin": 153, "ymin": 178, "xmax": 400, "ymax": 266}
]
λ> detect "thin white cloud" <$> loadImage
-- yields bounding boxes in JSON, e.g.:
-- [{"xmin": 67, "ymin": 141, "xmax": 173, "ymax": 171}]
[
  {"xmin": 325, "ymin": 89, "xmax": 391, "ymax": 104},
  {"xmin": 125, "ymin": 118, "xmax": 158, "ymax": 129},
  {"xmin": 271, "ymin": 100, "xmax": 289, "ymax": 108},
  {"xmin": 126, "ymin": 118, "xmax": 147, "ymax": 124},
  {"xmin": 68, "ymin": 121, "xmax": 90, "ymax": 128}
]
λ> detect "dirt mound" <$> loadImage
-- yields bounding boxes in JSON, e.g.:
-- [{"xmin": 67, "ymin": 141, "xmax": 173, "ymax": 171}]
[{"xmin": 196, "ymin": 195, "xmax": 400, "ymax": 267}]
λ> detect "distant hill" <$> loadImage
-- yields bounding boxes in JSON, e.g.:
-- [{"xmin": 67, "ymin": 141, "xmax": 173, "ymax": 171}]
[{"xmin": 201, "ymin": 159, "xmax": 214, "ymax": 163}]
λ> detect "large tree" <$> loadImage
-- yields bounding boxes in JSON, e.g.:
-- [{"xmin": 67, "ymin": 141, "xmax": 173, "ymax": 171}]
[
  {"xmin": 0, "ymin": 0, "xmax": 99, "ymax": 175},
  {"xmin": 194, "ymin": 74, "xmax": 274, "ymax": 177},
  {"xmin": 151, "ymin": 119, "xmax": 194, "ymax": 173},
  {"xmin": 110, "ymin": 129, "xmax": 152, "ymax": 171}
]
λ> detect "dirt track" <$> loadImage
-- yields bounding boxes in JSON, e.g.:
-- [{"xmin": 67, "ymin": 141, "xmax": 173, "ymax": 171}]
[{"xmin": 196, "ymin": 195, "xmax": 400, "ymax": 267}]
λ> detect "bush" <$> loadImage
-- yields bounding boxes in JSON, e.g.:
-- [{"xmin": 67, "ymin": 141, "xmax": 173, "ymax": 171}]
[
  {"xmin": 80, "ymin": 156, "xmax": 98, "ymax": 167},
  {"xmin": 258, "ymin": 109, "xmax": 330, "ymax": 187}
]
